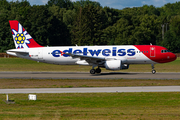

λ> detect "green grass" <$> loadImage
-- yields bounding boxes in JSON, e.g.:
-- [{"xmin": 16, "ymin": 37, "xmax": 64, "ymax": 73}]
[
  {"xmin": 1, "ymin": 79, "xmax": 180, "ymax": 88},
  {"xmin": 0, "ymin": 93, "xmax": 180, "ymax": 120},
  {"xmin": 0, "ymin": 58, "xmax": 180, "ymax": 119},
  {"xmin": 0, "ymin": 57, "xmax": 180, "ymax": 72}
]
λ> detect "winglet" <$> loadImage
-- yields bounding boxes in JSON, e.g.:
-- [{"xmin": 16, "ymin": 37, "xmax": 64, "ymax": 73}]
[{"xmin": 9, "ymin": 20, "xmax": 43, "ymax": 49}]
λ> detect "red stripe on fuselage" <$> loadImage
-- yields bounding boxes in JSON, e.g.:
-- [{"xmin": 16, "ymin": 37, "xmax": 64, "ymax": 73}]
[{"xmin": 134, "ymin": 45, "xmax": 177, "ymax": 63}]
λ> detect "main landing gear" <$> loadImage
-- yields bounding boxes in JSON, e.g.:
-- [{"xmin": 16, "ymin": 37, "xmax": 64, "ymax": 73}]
[
  {"xmin": 90, "ymin": 66, "xmax": 101, "ymax": 74},
  {"xmin": 151, "ymin": 64, "xmax": 156, "ymax": 74}
]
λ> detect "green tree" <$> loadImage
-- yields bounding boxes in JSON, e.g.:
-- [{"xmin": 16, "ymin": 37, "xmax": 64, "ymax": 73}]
[
  {"xmin": 27, "ymin": 5, "xmax": 71, "ymax": 46},
  {"xmin": 132, "ymin": 14, "xmax": 160, "ymax": 45},
  {"xmin": 73, "ymin": 0, "xmax": 101, "ymax": 8},
  {"xmin": 114, "ymin": 18, "xmax": 134, "ymax": 45},
  {"xmin": 71, "ymin": 4, "xmax": 103, "ymax": 45},
  {"xmin": 163, "ymin": 16, "xmax": 180, "ymax": 52},
  {"xmin": 0, "ymin": 7, "xmax": 13, "ymax": 52},
  {"xmin": 48, "ymin": 5, "xmax": 71, "ymax": 46},
  {"xmin": 47, "ymin": 0, "xmax": 73, "ymax": 9}
]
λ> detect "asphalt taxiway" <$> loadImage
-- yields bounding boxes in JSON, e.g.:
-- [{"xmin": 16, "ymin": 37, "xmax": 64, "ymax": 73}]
[
  {"xmin": 0, "ymin": 72, "xmax": 179, "ymax": 93},
  {"xmin": 0, "ymin": 72, "xmax": 180, "ymax": 79},
  {"xmin": 0, "ymin": 86, "xmax": 180, "ymax": 93}
]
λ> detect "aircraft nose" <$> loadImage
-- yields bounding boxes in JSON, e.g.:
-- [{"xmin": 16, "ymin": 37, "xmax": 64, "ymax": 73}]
[
  {"xmin": 168, "ymin": 53, "xmax": 177, "ymax": 61},
  {"xmin": 173, "ymin": 54, "xmax": 177, "ymax": 60}
]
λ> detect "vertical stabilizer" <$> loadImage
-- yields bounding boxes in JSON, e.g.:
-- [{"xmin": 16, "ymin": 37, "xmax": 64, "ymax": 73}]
[{"xmin": 9, "ymin": 20, "xmax": 43, "ymax": 49}]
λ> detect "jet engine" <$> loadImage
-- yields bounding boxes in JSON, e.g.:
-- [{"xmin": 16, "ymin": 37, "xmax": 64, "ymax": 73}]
[
  {"xmin": 104, "ymin": 60, "xmax": 129, "ymax": 70},
  {"xmin": 104, "ymin": 60, "xmax": 122, "ymax": 70}
]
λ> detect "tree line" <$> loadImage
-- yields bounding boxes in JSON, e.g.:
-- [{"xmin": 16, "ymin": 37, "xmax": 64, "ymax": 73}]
[{"xmin": 0, "ymin": 0, "xmax": 180, "ymax": 52}]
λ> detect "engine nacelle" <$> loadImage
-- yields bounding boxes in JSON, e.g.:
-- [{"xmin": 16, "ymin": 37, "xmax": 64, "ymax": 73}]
[{"xmin": 104, "ymin": 60, "xmax": 122, "ymax": 70}]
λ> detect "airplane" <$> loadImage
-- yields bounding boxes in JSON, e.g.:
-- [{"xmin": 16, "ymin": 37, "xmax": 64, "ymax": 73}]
[{"xmin": 7, "ymin": 20, "xmax": 177, "ymax": 74}]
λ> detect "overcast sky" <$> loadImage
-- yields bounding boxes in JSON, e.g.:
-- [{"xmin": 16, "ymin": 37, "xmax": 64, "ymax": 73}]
[{"xmin": 7, "ymin": 0, "xmax": 180, "ymax": 9}]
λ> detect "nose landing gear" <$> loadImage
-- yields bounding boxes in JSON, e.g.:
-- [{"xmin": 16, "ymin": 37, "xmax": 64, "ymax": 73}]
[
  {"xmin": 152, "ymin": 70, "xmax": 156, "ymax": 74},
  {"xmin": 151, "ymin": 64, "xmax": 156, "ymax": 74}
]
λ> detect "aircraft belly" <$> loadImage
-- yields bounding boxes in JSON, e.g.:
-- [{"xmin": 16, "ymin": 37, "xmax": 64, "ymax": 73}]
[{"xmin": 126, "ymin": 54, "xmax": 157, "ymax": 64}]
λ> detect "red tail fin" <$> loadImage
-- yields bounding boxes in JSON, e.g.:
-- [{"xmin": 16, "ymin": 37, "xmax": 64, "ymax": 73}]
[{"xmin": 9, "ymin": 20, "xmax": 43, "ymax": 49}]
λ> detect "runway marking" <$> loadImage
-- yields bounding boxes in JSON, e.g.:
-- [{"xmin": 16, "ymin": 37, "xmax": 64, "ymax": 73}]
[{"xmin": 0, "ymin": 86, "xmax": 180, "ymax": 93}]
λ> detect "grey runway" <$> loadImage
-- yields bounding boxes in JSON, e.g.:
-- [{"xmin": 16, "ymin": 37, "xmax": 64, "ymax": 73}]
[
  {"xmin": 0, "ymin": 86, "xmax": 180, "ymax": 93},
  {"xmin": 0, "ymin": 72, "xmax": 180, "ymax": 79}
]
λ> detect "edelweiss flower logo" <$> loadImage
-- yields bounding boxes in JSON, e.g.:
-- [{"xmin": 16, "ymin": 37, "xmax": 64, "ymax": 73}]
[
  {"xmin": 15, "ymin": 33, "xmax": 25, "ymax": 44},
  {"xmin": 12, "ymin": 23, "xmax": 31, "ymax": 49}
]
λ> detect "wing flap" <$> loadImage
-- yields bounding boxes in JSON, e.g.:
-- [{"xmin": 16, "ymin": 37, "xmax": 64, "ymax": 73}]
[
  {"xmin": 65, "ymin": 53, "xmax": 105, "ymax": 64},
  {"xmin": 66, "ymin": 53, "xmax": 105, "ymax": 60}
]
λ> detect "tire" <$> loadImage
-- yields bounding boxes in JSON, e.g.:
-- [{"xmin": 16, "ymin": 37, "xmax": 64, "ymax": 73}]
[
  {"xmin": 90, "ymin": 69, "xmax": 96, "ymax": 74},
  {"xmin": 95, "ymin": 68, "xmax": 101, "ymax": 73},
  {"xmin": 152, "ymin": 70, "xmax": 156, "ymax": 74}
]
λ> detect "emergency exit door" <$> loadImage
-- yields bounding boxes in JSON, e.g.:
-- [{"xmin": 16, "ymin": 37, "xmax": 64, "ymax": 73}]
[{"xmin": 150, "ymin": 47, "xmax": 155, "ymax": 57}]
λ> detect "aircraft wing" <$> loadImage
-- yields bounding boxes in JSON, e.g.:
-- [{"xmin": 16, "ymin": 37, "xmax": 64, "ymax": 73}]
[
  {"xmin": 66, "ymin": 53, "xmax": 105, "ymax": 60},
  {"xmin": 65, "ymin": 53, "xmax": 106, "ymax": 64}
]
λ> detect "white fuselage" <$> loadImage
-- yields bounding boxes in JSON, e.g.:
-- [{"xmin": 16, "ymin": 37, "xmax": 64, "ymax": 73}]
[
  {"xmin": 8, "ymin": 20, "xmax": 177, "ymax": 74},
  {"xmin": 8, "ymin": 45, "xmax": 155, "ymax": 65}
]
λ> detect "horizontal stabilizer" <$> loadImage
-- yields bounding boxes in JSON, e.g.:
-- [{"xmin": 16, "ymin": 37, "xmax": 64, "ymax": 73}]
[
  {"xmin": 7, "ymin": 49, "xmax": 28, "ymax": 53},
  {"xmin": 6, "ymin": 49, "xmax": 29, "ymax": 57}
]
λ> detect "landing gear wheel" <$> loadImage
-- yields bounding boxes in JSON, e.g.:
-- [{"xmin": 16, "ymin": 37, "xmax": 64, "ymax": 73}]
[
  {"xmin": 95, "ymin": 68, "xmax": 101, "ymax": 74},
  {"xmin": 151, "ymin": 64, "xmax": 156, "ymax": 74},
  {"xmin": 90, "ymin": 69, "xmax": 96, "ymax": 74},
  {"xmin": 152, "ymin": 70, "xmax": 156, "ymax": 74}
]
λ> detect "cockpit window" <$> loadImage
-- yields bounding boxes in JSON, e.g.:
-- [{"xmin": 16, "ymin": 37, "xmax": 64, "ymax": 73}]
[{"xmin": 161, "ymin": 50, "xmax": 170, "ymax": 53}]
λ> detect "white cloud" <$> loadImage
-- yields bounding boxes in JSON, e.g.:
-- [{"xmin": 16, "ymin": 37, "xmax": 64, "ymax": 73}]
[
  {"xmin": 71, "ymin": 0, "xmax": 77, "ymax": 2},
  {"xmin": 42, "ymin": 0, "xmax": 48, "ymax": 4},
  {"xmin": 142, "ymin": 0, "xmax": 180, "ymax": 7}
]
